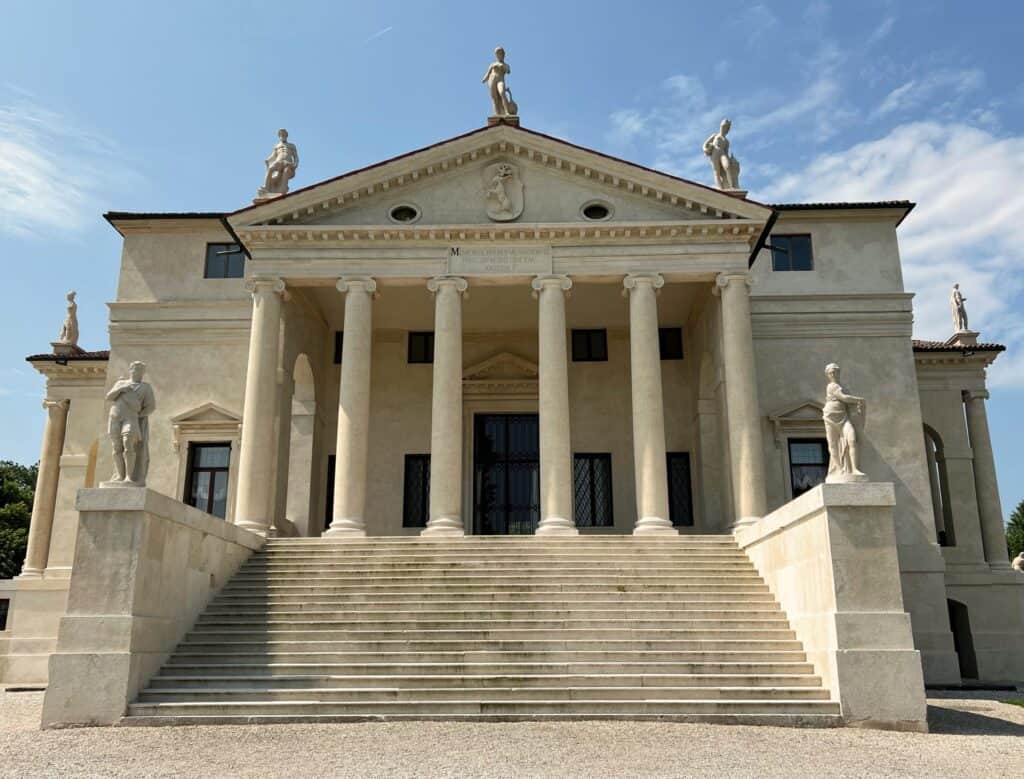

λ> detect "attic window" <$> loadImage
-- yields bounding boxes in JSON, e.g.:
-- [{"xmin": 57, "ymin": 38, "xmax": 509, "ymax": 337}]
[
  {"xmin": 581, "ymin": 201, "xmax": 612, "ymax": 221},
  {"xmin": 388, "ymin": 204, "xmax": 421, "ymax": 224}
]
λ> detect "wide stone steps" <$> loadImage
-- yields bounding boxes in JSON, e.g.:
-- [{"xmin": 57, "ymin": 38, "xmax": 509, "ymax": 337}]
[{"xmin": 122, "ymin": 536, "xmax": 838, "ymax": 727}]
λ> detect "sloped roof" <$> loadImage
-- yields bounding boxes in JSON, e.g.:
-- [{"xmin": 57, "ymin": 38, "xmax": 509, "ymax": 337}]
[
  {"xmin": 26, "ymin": 350, "xmax": 111, "ymax": 362},
  {"xmin": 912, "ymin": 339, "xmax": 1005, "ymax": 353}
]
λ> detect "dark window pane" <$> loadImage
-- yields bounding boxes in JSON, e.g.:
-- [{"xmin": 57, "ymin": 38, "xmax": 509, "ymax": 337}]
[
  {"xmin": 402, "ymin": 454, "xmax": 431, "ymax": 528},
  {"xmin": 771, "ymin": 234, "xmax": 813, "ymax": 272},
  {"xmin": 571, "ymin": 329, "xmax": 607, "ymax": 362},
  {"xmin": 185, "ymin": 442, "xmax": 231, "ymax": 519},
  {"xmin": 408, "ymin": 332, "xmax": 435, "ymax": 363},
  {"xmin": 197, "ymin": 445, "xmax": 230, "ymax": 469},
  {"xmin": 204, "ymin": 243, "xmax": 245, "ymax": 279},
  {"xmin": 211, "ymin": 472, "xmax": 229, "ymax": 519},
  {"xmin": 658, "ymin": 327, "xmax": 684, "ymax": 360},
  {"xmin": 0, "ymin": 599, "xmax": 9, "ymax": 631},
  {"xmin": 573, "ymin": 453, "xmax": 613, "ymax": 527},
  {"xmin": 667, "ymin": 452, "xmax": 694, "ymax": 527},
  {"xmin": 334, "ymin": 331, "xmax": 344, "ymax": 364},
  {"xmin": 788, "ymin": 438, "xmax": 829, "ymax": 497},
  {"xmin": 190, "ymin": 471, "xmax": 211, "ymax": 510}
]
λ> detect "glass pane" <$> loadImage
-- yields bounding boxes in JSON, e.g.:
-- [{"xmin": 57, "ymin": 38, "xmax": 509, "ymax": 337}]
[
  {"xmin": 589, "ymin": 330, "xmax": 607, "ymax": 360},
  {"xmin": 792, "ymin": 465, "xmax": 827, "ymax": 496},
  {"xmin": 403, "ymin": 455, "xmax": 430, "ymax": 528},
  {"xmin": 594, "ymin": 456, "xmax": 613, "ymax": 526},
  {"xmin": 190, "ymin": 471, "xmax": 211, "ymax": 512},
  {"xmin": 227, "ymin": 252, "xmax": 245, "ymax": 278},
  {"xmin": 789, "ymin": 441, "xmax": 826, "ymax": 466},
  {"xmin": 771, "ymin": 236, "xmax": 792, "ymax": 271},
  {"xmin": 571, "ymin": 330, "xmax": 589, "ymax": 360},
  {"xmin": 196, "ymin": 445, "xmax": 231, "ymax": 468},
  {"xmin": 211, "ymin": 472, "xmax": 228, "ymax": 519},
  {"xmin": 791, "ymin": 236, "xmax": 813, "ymax": 271}
]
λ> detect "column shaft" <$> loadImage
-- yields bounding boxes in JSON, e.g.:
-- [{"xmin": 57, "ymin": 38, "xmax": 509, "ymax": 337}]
[
  {"xmin": 234, "ymin": 278, "xmax": 285, "ymax": 535},
  {"xmin": 964, "ymin": 390, "xmax": 1008, "ymax": 568},
  {"xmin": 21, "ymin": 399, "xmax": 69, "ymax": 576},
  {"xmin": 534, "ymin": 275, "xmax": 577, "ymax": 536},
  {"xmin": 716, "ymin": 273, "xmax": 768, "ymax": 528},
  {"xmin": 326, "ymin": 277, "xmax": 376, "ymax": 537},
  {"xmin": 624, "ymin": 274, "xmax": 677, "ymax": 535},
  {"xmin": 423, "ymin": 276, "xmax": 468, "ymax": 536}
]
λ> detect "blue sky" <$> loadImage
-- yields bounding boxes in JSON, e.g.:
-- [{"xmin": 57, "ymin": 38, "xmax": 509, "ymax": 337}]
[{"xmin": 2, "ymin": 0, "xmax": 1023, "ymax": 518}]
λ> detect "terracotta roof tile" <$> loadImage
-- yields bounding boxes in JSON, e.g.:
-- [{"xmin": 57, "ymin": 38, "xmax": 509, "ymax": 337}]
[
  {"xmin": 912, "ymin": 339, "xmax": 1005, "ymax": 353},
  {"xmin": 26, "ymin": 350, "xmax": 111, "ymax": 362}
]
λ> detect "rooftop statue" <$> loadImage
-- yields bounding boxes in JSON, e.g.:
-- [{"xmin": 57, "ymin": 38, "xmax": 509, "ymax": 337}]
[
  {"xmin": 702, "ymin": 119, "xmax": 741, "ymax": 191},
  {"xmin": 256, "ymin": 128, "xmax": 299, "ymax": 201},
  {"xmin": 951, "ymin": 283, "xmax": 969, "ymax": 333},
  {"xmin": 823, "ymin": 363, "xmax": 868, "ymax": 483},
  {"xmin": 56, "ymin": 291, "xmax": 78, "ymax": 347},
  {"xmin": 482, "ymin": 46, "xmax": 518, "ymax": 119},
  {"xmin": 103, "ymin": 361, "xmax": 156, "ymax": 487}
]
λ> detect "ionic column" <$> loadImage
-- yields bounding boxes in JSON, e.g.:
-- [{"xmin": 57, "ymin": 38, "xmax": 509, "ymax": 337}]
[
  {"xmin": 624, "ymin": 273, "xmax": 677, "ymax": 535},
  {"xmin": 715, "ymin": 272, "xmax": 767, "ymax": 529},
  {"xmin": 326, "ymin": 277, "xmax": 377, "ymax": 537},
  {"xmin": 235, "ymin": 278, "xmax": 286, "ymax": 536},
  {"xmin": 963, "ymin": 390, "xmax": 1009, "ymax": 568},
  {"xmin": 533, "ymin": 274, "xmax": 577, "ymax": 536},
  {"xmin": 423, "ymin": 276, "xmax": 468, "ymax": 537},
  {"xmin": 20, "ymin": 398, "xmax": 70, "ymax": 577}
]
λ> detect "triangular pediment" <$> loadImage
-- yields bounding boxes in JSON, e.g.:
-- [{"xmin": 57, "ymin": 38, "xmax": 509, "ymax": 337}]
[
  {"xmin": 769, "ymin": 400, "xmax": 824, "ymax": 422},
  {"xmin": 229, "ymin": 124, "xmax": 771, "ymax": 236},
  {"xmin": 171, "ymin": 402, "xmax": 242, "ymax": 425},
  {"xmin": 463, "ymin": 352, "xmax": 538, "ymax": 381}
]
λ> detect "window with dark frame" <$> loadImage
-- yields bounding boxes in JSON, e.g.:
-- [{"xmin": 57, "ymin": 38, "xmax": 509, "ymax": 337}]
[
  {"xmin": 333, "ymin": 331, "xmax": 344, "ymax": 364},
  {"xmin": 770, "ymin": 234, "xmax": 814, "ymax": 272},
  {"xmin": 573, "ymin": 453, "xmax": 614, "ymax": 527},
  {"xmin": 408, "ymin": 331, "xmax": 435, "ymax": 364},
  {"xmin": 666, "ymin": 452, "xmax": 694, "ymax": 527},
  {"xmin": 571, "ymin": 329, "xmax": 608, "ymax": 362},
  {"xmin": 184, "ymin": 442, "xmax": 231, "ymax": 519},
  {"xmin": 402, "ymin": 454, "xmax": 431, "ymax": 528},
  {"xmin": 658, "ymin": 327, "xmax": 684, "ymax": 360},
  {"xmin": 203, "ymin": 243, "xmax": 246, "ymax": 279},
  {"xmin": 788, "ymin": 438, "xmax": 830, "ymax": 497},
  {"xmin": 0, "ymin": 598, "xmax": 9, "ymax": 631}
]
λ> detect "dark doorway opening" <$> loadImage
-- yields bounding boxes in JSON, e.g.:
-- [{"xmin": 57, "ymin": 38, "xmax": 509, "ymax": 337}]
[
  {"xmin": 948, "ymin": 599, "xmax": 979, "ymax": 680},
  {"xmin": 473, "ymin": 413, "xmax": 539, "ymax": 535}
]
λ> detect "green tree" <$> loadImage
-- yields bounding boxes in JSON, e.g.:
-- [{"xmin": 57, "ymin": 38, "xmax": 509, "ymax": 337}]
[
  {"xmin": 1007, "ymin": 499, "xmax": 1024, "ymax": 560},
  {"xmin": 0, "ymin": 460, "xmax": 37, "ymax": 579}
]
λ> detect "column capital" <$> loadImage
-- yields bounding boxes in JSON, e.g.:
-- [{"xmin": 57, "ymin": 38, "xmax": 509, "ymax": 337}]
[
  {"xmin": 42, "ymin": 398, "xmax": 70, "ymax": 411},
  {"xmin": 713, "ymin": 271, "xmax": 753, "ymax": 295},
  {"xmin": 427, "ymin": 275, "xmax": 469, "ymax": 296},
  {"xmin": 623, "ymin": 273, "xmax": 665, "ymax": 292},
  {"xmin": 962, "ymin": 389, "xmax": 990, "ymax": 403},
  {"xmin": 531, "ymin": 274, "xmax": 572, "ymax": 297},
  {"xmin": 244, "ymin": 277, "xmax": 286, "ymax": 297},
  {"xmin": 337, "ymin": 276, "xmax": 378, "ymax": 296}
]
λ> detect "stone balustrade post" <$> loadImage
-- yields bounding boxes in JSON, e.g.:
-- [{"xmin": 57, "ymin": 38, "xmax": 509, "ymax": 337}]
[
  {"xmin": 963, "ymin": 389, "xmax": 1009, "ymax": 568},
  {"xmin": 21, "ymin": 398, "xmax": 70, "ymax": 577}
]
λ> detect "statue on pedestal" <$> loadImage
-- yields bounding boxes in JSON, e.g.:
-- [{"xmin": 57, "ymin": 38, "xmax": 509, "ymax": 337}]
[
  {"xmin": 103, "ymin": 361, "xmax": 156, "ymax": 487},
  {"xmin": 951, "ymin": 283, "xmax": 969, "ymax": 333},
  {"xmin": 1013, "ymin": 552, "xmax": 1024, "ymax": 573},
  {"xmin": 56, "ymin": 291, "xmax": 78, "ymax": 347},
  {"xmin": 482, "ymin": 47, "xmax": 518, "ymax": 118},
  {"xmin": 256, "ymin": 129, "xmax": 299, "ymax": 201},
  {"xmin": 823, "ymin": 363, "xmax": 868, "ymax": 483},
  {"xmin": 702, "ymin": 119, "xmax": 742, "ymax": 191}
]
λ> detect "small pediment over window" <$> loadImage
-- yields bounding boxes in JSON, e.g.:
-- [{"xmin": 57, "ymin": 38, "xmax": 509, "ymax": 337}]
[
  {"xmin": 171, "ymin": 402, "xmax": 242, "ymax": 451},
  {"xmin": 768, "ymin": 400, "xmax": 824, "ymax": 447}
]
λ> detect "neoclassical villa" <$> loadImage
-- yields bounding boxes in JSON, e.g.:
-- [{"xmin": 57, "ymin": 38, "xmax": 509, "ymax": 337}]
[{"xmin": 1, "ymin": 71, "xmax": 1021, "ymax": 728}]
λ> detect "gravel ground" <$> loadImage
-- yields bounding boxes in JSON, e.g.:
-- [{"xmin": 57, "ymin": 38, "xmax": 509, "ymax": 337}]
[{"xmin": 1, "ymin": 689, "xmax": 1021, "ymax": 778}]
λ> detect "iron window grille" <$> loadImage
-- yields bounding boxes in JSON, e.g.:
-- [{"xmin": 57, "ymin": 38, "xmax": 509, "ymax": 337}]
[
  {"xmin": 573, "ymin": 453, "xmax": 614, "ymax": 527},
  {"xmin": 402, "ymin": 454, "xmax": 431, "ymax": 528}
]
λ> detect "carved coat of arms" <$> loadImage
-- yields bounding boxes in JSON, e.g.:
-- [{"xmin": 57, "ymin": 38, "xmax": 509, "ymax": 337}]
[{"xmin": 483, "ymin": 161, "xmax": 524, "ymax": 221}]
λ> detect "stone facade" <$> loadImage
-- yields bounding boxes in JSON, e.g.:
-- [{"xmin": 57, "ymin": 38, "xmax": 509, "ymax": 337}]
[{"xmin": 3, "ymin": 123, "xmax": 1021, "ymax": 708}]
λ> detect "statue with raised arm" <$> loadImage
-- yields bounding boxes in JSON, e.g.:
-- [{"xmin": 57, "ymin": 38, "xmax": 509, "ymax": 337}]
[
  {"xmin": 256, "ymin": 128, "xmax": 299, "ymax": 199},
  {"xmin": 482, "ymin": 46, "xmax": 517, "ymax": 118},
  {"xmin": 56, "ymin": 291, "xmax": 78, "ymax": 347},
  {"xmin": 104, "ymin": 361, "xmax": 156, "ymax": 487},
  {"xmin": 951, "ymin": 283, "xmax": 969, "ymax": 332},
  {"xmin": 823, "ymin": 363, "xmax": 868, "ymax": 483},
  {"xmin": 702, "ymin": 118, "xmax": 741, "ymax": 190}
]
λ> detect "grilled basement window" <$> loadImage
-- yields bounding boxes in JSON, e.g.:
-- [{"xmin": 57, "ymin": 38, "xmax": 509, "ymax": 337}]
[
  {"xmin": 408, "ymin": 332, "xmax": 435, "ymax": 364},
  {"xmin": 184, "ymin": 442, "xmax": 231, "ymax": 519},
  {"xmin": 658, "ymin": 327, "xmax": 684, "ymax": 360},
  {"xmin": 573, "ymin": 453, "xmax": 613, "ymax": 527},
  {"xmin": 571, "ymin": 329, "xmax": 608, "ymax": 362},
  {"xmin": 770, "ymin": 234, "xmax": 814, "ymax": 272},
  {"xmin": 203, "ymin": 243, "xmax": 245, "ymax": 279},
  {"xmin": 788, "ymin": 438, "xmax": 829, "ymax": 497},
  {"xmin": 334, "ymin": 331, "xmax": 344, "ymax": 364},
  {"xmin": 667, "ymin": 452, "xmax": 694, "ymax": 527},
  {"xmin": 402, "ymin": 454, "xmax": 431, "ymax": 528}
]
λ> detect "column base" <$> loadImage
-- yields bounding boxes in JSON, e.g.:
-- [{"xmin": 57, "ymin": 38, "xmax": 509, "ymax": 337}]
[
  {"xmin": 15, "ymin": 568, "xmax": 44, "ymax": 580},
  {"xmin": 323, "ymin": 521, "xmax": 367, "ymax": 538},
  {"xmin": 731, "ymin": 516, "xmax": 761, "ymax": 532},
  {"xmin": 536, "ymin": 518, "xmax": 579, "ymax": 537},
  {"xmin": 421, "ymin": 517, "xmax": 465, "ymax": 537},
  {"xmin": 234, "ymin": 519, "xmax": 272, "ymax": 537},
  {"xmin": 633, "ymin": 517, "xmax": 679, "ymax": 536}
]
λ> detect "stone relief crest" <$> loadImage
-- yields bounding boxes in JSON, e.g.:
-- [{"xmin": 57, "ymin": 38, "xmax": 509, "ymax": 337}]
[{"xmin": 483, "ymin": 161, "xmax": 524, "ymax": 221}]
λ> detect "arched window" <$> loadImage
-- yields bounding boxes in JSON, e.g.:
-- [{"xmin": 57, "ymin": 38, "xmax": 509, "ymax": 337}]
[{"xmin": 924, "ymin": 425, "xmax": 955, "ymax": 546}]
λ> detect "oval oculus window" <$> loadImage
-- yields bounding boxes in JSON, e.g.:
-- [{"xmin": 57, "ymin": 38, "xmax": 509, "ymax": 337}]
[
  {"xmin": 581, "ymin": 202, "xmax": 612, "ymax": 221},
  {"xmin": 388, "ymin": 204, "xmax": 420, "ymax": 223}
]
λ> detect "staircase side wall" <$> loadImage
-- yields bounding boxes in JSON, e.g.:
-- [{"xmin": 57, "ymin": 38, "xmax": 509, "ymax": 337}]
[{"xmin": 40, "ymin": 488, "xmax": 263, "ymax": 727}]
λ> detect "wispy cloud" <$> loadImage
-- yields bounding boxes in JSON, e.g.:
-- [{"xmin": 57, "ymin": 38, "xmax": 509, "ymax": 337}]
[
  {"xmin": 363, "ymin": 26, "xmax": 393, "ymax": 44},
  {"xmin": 738, "ymin": 4, "xmax": 780, "ymax": 45},
  {"xmin": 867, "ymin": 15, "xmax": 896, "ymax": 46},
  {"xmin": 875, "ymin": 69, "xmax": 984, "ymax": 117}
]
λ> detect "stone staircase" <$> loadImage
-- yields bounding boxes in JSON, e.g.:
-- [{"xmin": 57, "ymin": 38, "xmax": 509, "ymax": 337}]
[{"xmin": 121, "ymin": 537, "xmax": 841, "ymax": 726}]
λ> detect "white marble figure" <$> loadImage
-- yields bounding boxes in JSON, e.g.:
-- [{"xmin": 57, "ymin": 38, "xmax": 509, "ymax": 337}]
[
  {"xmin": 1013, "ymin": 552, "xmax": 1024, "ymax": 573},
  {"xmin": 823, "ymin": 363, "xmax": 868, "ymax": 483},
  {"xmin": 57, "ymin": 291, "xmax": 79, "ymax": 346},
  {"xmin": 482, "ymin": 47, "xmax": 517, "ymax": 117},
  {"xmin": 104, "ymin": 361, "xmax": 156, "ymax": 487},
  {"xmin": 951, "ymin": 283, "xmax": 969, "ymax": 333},
  {"xmin": 257, "ymin": 129, "xmax": 299, "ymax": 199},
  {"xmin": 702, "ymin": 119, "xmax": 741, "ymax": 190}
]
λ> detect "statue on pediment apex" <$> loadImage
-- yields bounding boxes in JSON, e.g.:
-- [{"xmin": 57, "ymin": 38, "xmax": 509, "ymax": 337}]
[
  {"xmin": 703, "ymin": 118, "xmax": 741, "ymax": 191},
  {"xmin": 57, "ymin": 291, "xmax": 78, "ymax": 347},
  {"xmin": 951, "ymin": 283, "xmax": 969, "ymax": 333},
  {"xmin": 483, "ymin": 47, "xmax": 518, "ymax": 118},
  {"xmin": 256, "ymin": 128, "xmax": 299, "ymax": 201}
]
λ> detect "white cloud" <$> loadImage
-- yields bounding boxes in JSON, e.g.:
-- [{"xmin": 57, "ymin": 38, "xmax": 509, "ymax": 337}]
[
  {"xmin": 875, "ymin": 69, "xmax": 984, "ymax": 117},
  {"xmin": 607, "ymin": 109, "xmax": 647, "ymax": 145},
  {"xmin": 757, "ymin": 121, "xmax": 1024, "ymax": 386},
  {"xmin": 739, "ymin": 5, "xmax": 780, "ymax": 44},
  {"xmin": 363, "ymin": 26, "xmax": 393, "ymax": 44},
  {"xmin": 867, "ymin": 16, "xmax": 896, "ymax": 46}
]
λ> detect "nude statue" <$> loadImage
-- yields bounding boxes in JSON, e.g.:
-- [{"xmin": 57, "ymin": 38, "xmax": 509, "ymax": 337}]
[
  {"xmin": 1013, "ymin": 552, "xmax": 1024, "ymax": 573},
  {"xmin": 105, "ymin": 361, "xmax": 156, "ymax": 486},
  {"xmin": 702, "ymin": 119, "xmax": 742, "ymax": 190},
  {"xmin": 258, "ymin": 128, "xmax": 299, "ymax": 198},
  {"xmin": 823, "ymin": 363, "xmax": 867, "ymax": 483},
  {"xmin": 951, "ymin": 283, "xmax": 969, "ymax": 332},
  {"xmin": 482, "ymin": 47, "xmax": 517, "ymax": 117},
  {"xmin": 57, "ymin": 291, "xmax": 78, "ymax": 346}
]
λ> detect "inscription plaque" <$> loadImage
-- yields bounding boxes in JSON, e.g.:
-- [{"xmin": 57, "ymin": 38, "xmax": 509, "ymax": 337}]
[{"xmin": 446, "ymin": 245, "xmax": 553, "ymax": 276}]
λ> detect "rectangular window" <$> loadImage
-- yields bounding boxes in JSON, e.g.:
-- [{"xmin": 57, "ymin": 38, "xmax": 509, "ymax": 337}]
[
  {"xmin": 203, "ymin": 243, "xmax": 246, "ymax": 279},
  {"xmin": 571, "ymin": 329, "xmax": 608, "ymax": 362},
  {"xmin": 0, "ymin": 598, "xmax": 9, "ymax": 631},
  {"xmin": 667, "ymin": 452, "xmax": 694, "ymax": 527},
  {"xmin": 788, "ymin": 438, "xmax": 829, "ymax": 497},
  {"xmin": 184, "ymin": 442, "xmax": 231, "ymax": 519},
  {"xmin": 402, "ymin": 454, "xmax": 431, "ymax": 528},
  {"xmin": 408, "ymin": 331, "xmax": 435, "ymax": 364},
  {"xmin": 333, "ymin": 331, "xmax": 344, "ymax": 364},
  {"xmin": 573, "ymin": 453, "xmax": 614, "ymax": 527},
  {"xmin": 658, "ymin": 327, "xmax": 684, "ymax": 360},
  {"xmin": 770, "ymin": 234, "xmax": 814, "ymax": 272},
  {"xmin": 325, "ymin": 454, "xmax": 336, "ymax": 531}
]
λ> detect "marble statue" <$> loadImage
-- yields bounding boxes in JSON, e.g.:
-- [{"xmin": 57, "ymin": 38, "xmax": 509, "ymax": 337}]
[
  {"xmin": 483, "ymin": 161, "xmax": 524, "ymax": 221},
  {"xmin": 104, "ymin": 361, "xmax": 156, "ymax": 487},
  {"xmin": 482, "ymin": 47, "xmax": 517, "ymax": 118},
  {"xmin": 257, "ymin": 129, "xmax": 299, "ymax": 199},
  {"xmin": 823, "ymin": 363, "xmax": 868, "ymax": 483},
  {"xmin": 1013, "ymin": 552, "xmax": 1024, "ymax": 573},
  {"xmin": 56, "ymin": 291, "xmax": 78, "ymax": 347},
  {"xmin": 702, "ymin": 119, "xmax": 741, "ymax": 190},
  {"xmin": 951, "ymin": 284, "xmax": 969, "ymax": 332}
]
